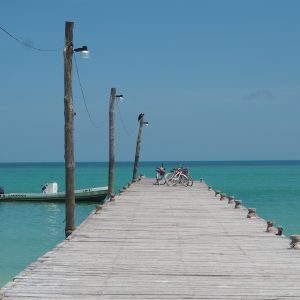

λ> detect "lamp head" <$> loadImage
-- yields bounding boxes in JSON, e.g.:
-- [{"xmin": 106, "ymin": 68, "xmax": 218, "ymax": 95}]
[
  {"xmin": 74, "ymin": 45, "xmax": 90, "ymax": 59},
  {"xmin": 116, "ymin": 95, "xmax": 124, "ymax": 102}
]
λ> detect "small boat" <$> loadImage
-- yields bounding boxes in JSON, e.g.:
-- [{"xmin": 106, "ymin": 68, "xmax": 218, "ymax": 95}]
[{"xmin": 0, "ymin": 182, "xmax": 108, "ymax": 202}]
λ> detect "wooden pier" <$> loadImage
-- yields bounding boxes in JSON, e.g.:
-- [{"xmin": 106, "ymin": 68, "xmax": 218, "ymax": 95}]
[{"xmin": 2, "ymin": 178, "xmax": 300, "ymax": 299}]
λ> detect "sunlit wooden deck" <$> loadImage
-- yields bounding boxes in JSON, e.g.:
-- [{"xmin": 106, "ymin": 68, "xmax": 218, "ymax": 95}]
[{"xmin": 1, "ymin": 178, "xmax": 300, "ymax": 299}]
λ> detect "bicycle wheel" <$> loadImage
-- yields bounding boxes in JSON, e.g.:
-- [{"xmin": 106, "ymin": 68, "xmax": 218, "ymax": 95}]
[
  {"xmin": 171, "ymin": 175, "xmax": 180, "ymax": 186},
  {"xmin": 180, "ymin": 174, "xmax": 189, "ymax": 187},
  {"xmin": 187, "ymin": 175, "xmax": 193, "ymax": 186},
  {"xmin": 165, "ymin": 173, "xmax": 174, "ymax": 186},
  {"xmin": 166, "ymin": 173, "xmax": 177, "ymax": 186}
]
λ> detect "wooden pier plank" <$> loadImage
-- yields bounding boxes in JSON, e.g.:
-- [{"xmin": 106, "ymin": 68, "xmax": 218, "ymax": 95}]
[{"xmin": 2, "ymin": 179, "xmax": 300, "ymax": 299}]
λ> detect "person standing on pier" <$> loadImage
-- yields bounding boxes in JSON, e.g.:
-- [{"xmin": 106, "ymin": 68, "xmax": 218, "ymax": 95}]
[{"xmin": 155, "ymin": 164, "xmax": 166, "ymax": 185}]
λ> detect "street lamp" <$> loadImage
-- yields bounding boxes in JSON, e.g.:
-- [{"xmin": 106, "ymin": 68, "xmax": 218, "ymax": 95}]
[
  {"xmin": 73, "ymin": 45, "xmax": 90, "ymax": 59},
  {"xmin": 116, "ymin": 94, "xmax": 124, "ymax": 102}
]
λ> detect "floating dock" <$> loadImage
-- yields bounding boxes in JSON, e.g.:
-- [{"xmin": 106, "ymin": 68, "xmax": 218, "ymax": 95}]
[{"xmin": 1, "ymin": 178, "xmax": 300, "ymax": 299}]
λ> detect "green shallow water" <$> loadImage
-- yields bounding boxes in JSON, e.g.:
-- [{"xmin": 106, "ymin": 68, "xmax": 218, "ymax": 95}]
[{"xmin": 1, "ymin": 161, "xmax": 300, "ymax": 287}]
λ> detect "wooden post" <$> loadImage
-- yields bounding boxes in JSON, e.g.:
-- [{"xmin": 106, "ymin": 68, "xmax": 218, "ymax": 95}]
[
  {"xmin": 290, "ymin": 235, "xmax": 300, "ymax": 249},
  {"xmin": 266, "ymin": 221, "xmax": 276, "ymax": 233},
  {"xmin": 247, "ymin": 208, "xmax": 256, "ymax": 218},
  {"xmin": 235, "ymin": 200, "xmax": 242, "ymax": 208},
  {"xmin": 108, "ymin": 87, "xmax": 116, "ymax": 198},
  {"xmin": 132, "ymin": 114, "xmax": 144, "ymax": 182},
  {"xmin": 64, "ymin": 21, "xmax": 76, "ymax": 238}
]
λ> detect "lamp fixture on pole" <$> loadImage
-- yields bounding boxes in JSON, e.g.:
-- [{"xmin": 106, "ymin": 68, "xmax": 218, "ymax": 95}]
[
  {"xmin": 73, "ymin": 45, "xmax": 90, "ymax": 59},
  {"xmin": 116, "ymin": 94, "xmax": 124, "ymax": 102}
]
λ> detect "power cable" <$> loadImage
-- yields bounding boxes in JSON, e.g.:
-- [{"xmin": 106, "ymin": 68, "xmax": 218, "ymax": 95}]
[
  {"xmin": 0, "ymin": 25, "xmax": 64, "ymax": 52},
  {"xmin": 73, "ymin": 54, "xmax": 101, "ymax": 128},
  {"xmin": 0, "ymin": 24, "xmax": 105, "ymax": 129},
  {"xmin": 116, "ymin": 100, "xmax": 133, "ymax": 137}
]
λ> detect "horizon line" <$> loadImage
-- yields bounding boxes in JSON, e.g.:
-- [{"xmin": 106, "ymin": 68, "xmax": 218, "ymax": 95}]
[{"xmin": 1, "ymin": 159, "xmax": 300, "ymax": 164}]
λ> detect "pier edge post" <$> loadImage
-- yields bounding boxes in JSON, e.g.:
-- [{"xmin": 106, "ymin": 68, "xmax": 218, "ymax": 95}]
[
  {"xmin": 247, "ymin": 208, "xmax": 256, "ymax": 218},
  {"xmin": 266, "ymin": 220, "xmax": 276, "ymax": 233},
  {"xmin": 276, "ymin": 226, "xmax": 283, "ymax": 236},
  {"xmin": 234, "ymin": 200, "xmax": 242, "ymax": 208},
  {"xmin": 220, "ymin": 193, "xmax": 227, "ymax": 201},
  {"xmin": 290, "ymin": 235, "xmax": 300, "ymax": 249},
  {"xmin": 228, "ymin": 195, "xmax": 235, "ymax": 204}
]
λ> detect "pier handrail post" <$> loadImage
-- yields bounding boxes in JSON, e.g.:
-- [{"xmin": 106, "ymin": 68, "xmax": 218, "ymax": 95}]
[
  {"xmin": 132, "ymin": 113, "xmax": 144, "ymax": 182},
  {"xmin": 108, "ymin": 87, "xmax": 116, "ymax": 198},
  {"xmin": 64, "ymin": 21, "xmax": 76, "ymax": 238}
]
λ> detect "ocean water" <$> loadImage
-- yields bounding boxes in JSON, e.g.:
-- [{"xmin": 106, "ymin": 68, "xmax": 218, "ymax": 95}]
[{"xmin": 1, "ymin": 161, "xmax": 300, "ymax": 287}]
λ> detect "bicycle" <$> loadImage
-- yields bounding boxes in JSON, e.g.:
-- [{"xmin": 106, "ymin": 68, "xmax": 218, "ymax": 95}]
[{"xmin": 166, "ymin": 167, "xmax": 189, "ymax": 187}]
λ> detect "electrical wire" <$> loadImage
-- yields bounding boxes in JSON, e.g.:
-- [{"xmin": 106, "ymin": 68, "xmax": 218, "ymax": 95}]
[
  {"xmin": 0, "ymin": 24, "xmax": 126, "ymax": 132},
  {"xmin": 73, "ymin": 53, "xmax": 101, "ymax": 128},
  {"xmin": 1, "ymin": 24, "xmax": 103, "ymax": 129},
  {"xmin": 0, "ymin": 25, "xmax": 64, "ymax": 52},
  {"xmin": 116, "ymin": 100, "xmax": 133, "ymax": 137}
]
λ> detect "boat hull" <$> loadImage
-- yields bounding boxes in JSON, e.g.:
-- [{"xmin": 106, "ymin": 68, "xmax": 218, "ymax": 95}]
[{"xmin": 0, "ymin": 187, "xmax": 108, "ymax": 202}]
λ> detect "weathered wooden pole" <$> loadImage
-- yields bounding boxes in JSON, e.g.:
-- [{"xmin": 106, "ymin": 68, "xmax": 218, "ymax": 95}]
[
  {"xmin": 64, "ymin": 21, "xmax": 76, "ymax": 238},
  {"xmin": 132, "ymin": 113, "xmax": 144, "ymax": 182},
  {"xmin": 108, "ymin": 87, "xmax": 116, "ymax": 198}
]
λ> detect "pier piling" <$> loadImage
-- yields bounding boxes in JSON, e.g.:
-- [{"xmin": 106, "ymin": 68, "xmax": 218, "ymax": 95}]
[
  {"xmin": 277, "ymin": 226, "xmax": 283, "ymax": 236},
  {"xmin": 266, "ymin": 220, "xmax": 276, "ymax": 233},
  {"xmin": 228, "ymin": 195, "xmax": 235, "ymax": 204},
  {"xmin": 235, "ymin": 199, "xmax": 242, "ymax": 208},
  {"xmin": 290, "ymin": 235, "xmax": 300, "ymax": 249},
  {"xmin": 247, "ymin": 208, "xmax": 257, "ymax": 218}
]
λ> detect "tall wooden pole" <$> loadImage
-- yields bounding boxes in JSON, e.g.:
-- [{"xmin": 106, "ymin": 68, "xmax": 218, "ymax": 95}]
[
  {"xmin": 108, "ymin": 87, "xmax": 116, "ymax": 198},
  {"xmin": 132, "ymin": 114, "xmax": 144, "ymax": 182},
  {"xmin": 64, "ymin": 21, "xmax": 75, "ymax": 238}
]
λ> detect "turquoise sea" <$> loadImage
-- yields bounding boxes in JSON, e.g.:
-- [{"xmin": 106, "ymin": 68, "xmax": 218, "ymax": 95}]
[{"xmin": 1, "ymin": 160, "xmax": 300, "ymax": 287}]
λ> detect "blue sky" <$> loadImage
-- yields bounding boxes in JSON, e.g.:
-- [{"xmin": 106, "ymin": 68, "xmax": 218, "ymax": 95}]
[{"xmin": 1, "ymin": 0, "xmax": 300, "ymax": 162}]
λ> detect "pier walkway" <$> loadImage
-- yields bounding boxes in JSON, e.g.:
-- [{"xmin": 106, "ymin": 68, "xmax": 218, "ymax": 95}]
[{"xmin": 2, "ymin": 178, "xmax": 300, "ymax": 299}]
